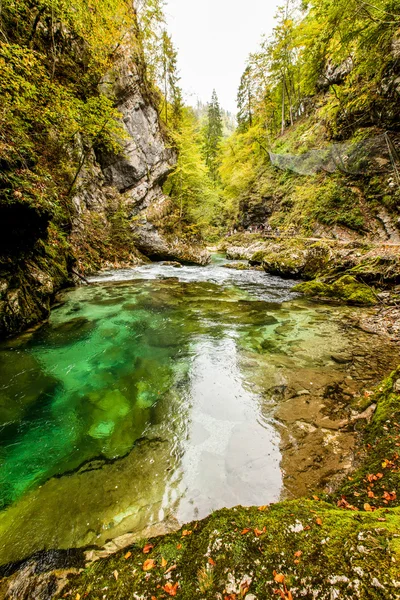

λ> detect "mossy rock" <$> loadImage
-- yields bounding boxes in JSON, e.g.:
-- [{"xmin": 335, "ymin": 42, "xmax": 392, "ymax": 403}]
[
  {"xmin": 57, "ymin": 500, "xmax": 400, "ymax": 599},
  {"xmin": 294, "ymin": 275, "xmax": 378, "ymax": 305}
]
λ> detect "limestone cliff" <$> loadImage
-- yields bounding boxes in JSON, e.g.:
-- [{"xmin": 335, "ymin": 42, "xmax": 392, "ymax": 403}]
[{"xmin": 0, "ymin": 38, "xmax": 208, "ymax": 338}]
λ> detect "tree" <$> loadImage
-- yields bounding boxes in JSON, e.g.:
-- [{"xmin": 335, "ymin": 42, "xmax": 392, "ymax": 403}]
[
  {"xmin": 164, "ymin": 108, "xmax": 220, "ymax": 234},
  {"xmin": 160, "ymin": 30, "xmax": 181, "ymax": 128},
  {"xmin": 202, "ymin": 90, "xmax": 223, "ymax": 182},
  {"xmin": 237, "ymin": 66, "xmax": 254, "ymax": 132}
]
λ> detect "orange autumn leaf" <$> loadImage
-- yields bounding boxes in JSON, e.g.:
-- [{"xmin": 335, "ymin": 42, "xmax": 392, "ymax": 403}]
[
  {"xmin": 208, "ymin": 557, "xmax": 216, "ymax": 566},
  {"xmin": 241, "ymin": 528, "xmax": 251, "ymax": 535},
  {"xmin": 176, "ymin": 543, "xmax": 182, "ymax": 550},
  {"xmin": 254, "ymin": 526, "xmax": 266, "ymax": 537},
  {"xmin": 161, "ymin": 557, "xmax": 168, "ymax": 568},
  {"xmin": 273, "ymin": 570, "xmax": 285, "ymax": 584},
  {"xmin": 294, "ymin": 550, "xmax": 302, "ymax": 558},
  {"xmin": 383, "ymin": 490, "xmax": 397, "ymax": 501},
  {"xmin": 143, "ymin": 543, "xmax": 154, "ymax": 554},
  {"xmin": 124, "ymin": 551, "xmax": 132, "ymax": 560},
  {"xmin": 315, "ymin": 517, "xmax": 322, "ymax": 526},
  {"xmin": 312, "ymin": 495, "xmax": 320, "ymax": 501},
  {"xmin": 163, "ymin": 581, "xmax": 179, "ymax": 596},
  {"xmin": 182, "ymin": 529, "xmax": 192, "ymax": 537},
  {"xmin": 143, "ymin": 559, "xmax": 156, "ymax": 571},
  {"xmin": 364, "ymin": 503, "xmax": 373, "ymax": 512},
  {"xmin": 367, "ymin": 491, "xmax": 375, "ymax": 498},
  {"xmin": 258, "ymin": 505, "xmax": 268, "ymax": 511}
]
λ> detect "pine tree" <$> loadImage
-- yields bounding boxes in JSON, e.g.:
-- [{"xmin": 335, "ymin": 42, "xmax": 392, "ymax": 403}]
[
  {"xmin": 237, "ymin": 66, "xmax": 254, "ymax": 132},
  {"xmin": 202, "ymin": 89, "xmax": 223, "ymax": 181},
  {"xmin": 160, "ymin": 30, "xmax": 181, "ymax": 127}
]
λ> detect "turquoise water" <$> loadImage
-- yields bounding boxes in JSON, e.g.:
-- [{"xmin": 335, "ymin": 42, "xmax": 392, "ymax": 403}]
[{"xmin": 0, "ymin": 259, "xmax": 383, "ymax": 565}]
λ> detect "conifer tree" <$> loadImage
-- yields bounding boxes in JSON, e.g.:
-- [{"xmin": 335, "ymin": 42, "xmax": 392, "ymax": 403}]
[
  {"xmin": 160, "ymin": 30, "xmax": 180, "ymax": 127},
  {"xmin": 237, "ymin": 66, "xmax": 254, "ymax": 132},
  {"xmin": 202, "ymin": 89, "xmax": 223, "ymax": 181}
]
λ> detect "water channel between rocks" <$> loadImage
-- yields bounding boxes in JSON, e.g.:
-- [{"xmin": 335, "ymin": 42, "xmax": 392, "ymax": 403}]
[{"xmin": 0, "ymin": 255, "xmax": 398, "ymax": 566}]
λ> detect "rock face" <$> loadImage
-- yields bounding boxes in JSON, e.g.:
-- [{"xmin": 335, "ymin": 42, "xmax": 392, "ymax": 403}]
[
  {"xmin": 98, "ymin": 53, "xmax": 176, "ymax": 212},
  {"xmin": 71, "ymin": 51, "xmax": 210, "ymax": 271},
  {"xmin": 0, "ymin": 48, "xmax": 208, "ymax": 338}
]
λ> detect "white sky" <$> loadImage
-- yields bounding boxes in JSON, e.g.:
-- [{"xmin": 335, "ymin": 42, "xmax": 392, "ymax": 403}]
[{"xmin": 164, "ymin": 0, "xmax": 282, "ymax": 114}]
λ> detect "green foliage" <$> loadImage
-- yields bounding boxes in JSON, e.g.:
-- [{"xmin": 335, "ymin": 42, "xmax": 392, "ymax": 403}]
[
  {"xmin": 202, "ymin": 90, "xmax": 224, "ymax": 182},
  {"xmin": 164, "ymin": 108, "xmax": 222, "ymax": 239},
  {"xmin": 0, "ymin": 0, "xmax": 133, "ymax": 236}
]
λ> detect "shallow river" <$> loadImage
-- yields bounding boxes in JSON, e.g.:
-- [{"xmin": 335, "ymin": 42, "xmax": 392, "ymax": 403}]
[{"xmin": 0, "ymin": 256, "xmax": 397, "ymax": 566}]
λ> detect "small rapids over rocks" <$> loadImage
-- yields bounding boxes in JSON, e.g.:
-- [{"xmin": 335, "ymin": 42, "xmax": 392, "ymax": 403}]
[{"xmin": 0, "ymin": 255, "xmax": 398, "ymax": 566}]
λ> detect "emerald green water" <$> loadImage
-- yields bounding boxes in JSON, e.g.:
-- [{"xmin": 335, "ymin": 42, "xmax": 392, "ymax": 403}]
[{"xmin": 0, "ymin": 259, "xmax": 391, "ymax": 565}]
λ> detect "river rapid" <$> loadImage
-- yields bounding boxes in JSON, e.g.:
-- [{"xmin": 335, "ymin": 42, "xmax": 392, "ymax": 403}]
[{"xmin": 0, "ymin": 256, "xmax": 398, "ymax": 566}]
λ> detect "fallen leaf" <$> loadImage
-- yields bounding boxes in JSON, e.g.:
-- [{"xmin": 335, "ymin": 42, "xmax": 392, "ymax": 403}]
[
  {"xmin": 273, "ymin": 571, "xmax": 285, "ymax": 584},
  {"xmin": 364, "ymin": 503, "xmax": 373, "ymax": 512},
  {"xmin": 294, "ymin": 550, "xmax": 302, "ymax": 558},
  {"xmin": 163, "ymin": 581, "xmax": 179, "ymax": 596},
  {"xmin": 378, "ymin": 517, "xmax": 387, "ymax": 522},
  {"xmin": 143, "ymin": 559, "xmax": 156, "ymax": 571},
  {"xmin": 241, "ymin": 528, "xmax": 251, "ymax": 535},
  {"xmin": 176, "ymin": 543, "xmax": 182, "ymax": 550},
  {"xmin": 152, "ymin": 597, "xmax": 157, "ymax": 600},
  {"xmin": 165, "ymin": 564, "xmax": 177, "ymax": 575},
  {"xmin": 208, "ymin": 557, "xmax": 216, "ymax": 566},
  {"xmin": 383, "ymin": 490, "xmax": 397, "ymax": 501},
  {"xmin": 382, "ymin": 459, "xmax": 395, "ymax": 469},
  {"xmin": 294, "ymin": 559, "xmax": 300, "ymax": 565},
  {"xmin": 124, "ymin": 551, "xmax": 132, "ymax": 560},
  {"xmin": 254, "ymin": 526, "xmax": 266, "ymax": 537},
  {"xmin": 304, "ymin": 525, "xmax": 311, "ymax": 531},
  {"xmin": 182, "ymin": 529, "xmax": 192, "ymax": 537},
  {"xmin": 75, "ymin": 595, "xmax": 81, "ymax": 600},
  {"xmin": 315, "ymin": 517, "xmax": 322, "ymax": 526},
  {"xmin": 113, "ymin": 570, "xmax": 119, "ymax": 581},
  {"xmin": 143, "ymin": 543, "xmax": 154, "ymax": 554},
  {"xmin": 258, "ymin": 505, "xmax": 268, "ymax": 511},
  {"xmin": 161, "ymin": 557, "xmax": 168, "ymax": 568},
  {"xmin": 367, "ymin": 491, "xmax": 375, "ymax": 498},
  {"xmin": 312, "ymin": 495, "xmax": 320, "ymax": 501}
]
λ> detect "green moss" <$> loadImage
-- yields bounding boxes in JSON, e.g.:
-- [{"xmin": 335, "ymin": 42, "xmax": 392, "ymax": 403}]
[
  {"xmin": 57, "ymin": 500, "xmax": 400, "ymax": 599},
  {"xmin": 294, "ymin": 275, "xmax": 378, "ymax": 305},
  {"xmin": 334, "ymin": 367, "xmax": 400, "ymax": 511}
]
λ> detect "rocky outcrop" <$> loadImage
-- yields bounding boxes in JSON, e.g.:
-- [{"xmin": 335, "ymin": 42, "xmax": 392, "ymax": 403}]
[
  {"xmin": 132, "ymin": 223, "xmax": 211, "ymax": 265},
  {"xmin": 0, "ymin": 43, "xmax": 204, "ymax": 337},
  {"xmin": 98, "ymin": 50, "xmax": 176, "ymax": 213},
  {"xmin": 71, "ymin": 50, "xmax": 210, "ymax": 271}
]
